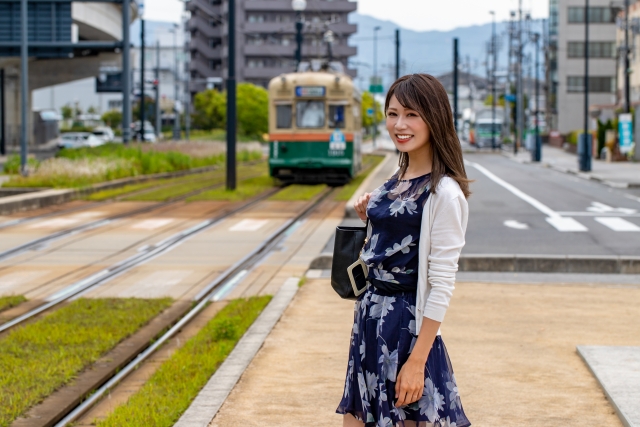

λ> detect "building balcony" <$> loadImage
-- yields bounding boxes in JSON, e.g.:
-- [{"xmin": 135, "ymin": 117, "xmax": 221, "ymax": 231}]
[
  {"xmin": 243, "ymin": 44, "xmax": 356, "ymax": 57},
  {"xmin": 243, "ymin": 22, "xmax": 357, "ymax": 36},
  {"xmin": 190, "ymin": 37, "xmax": 223, "ymax": 59},
  {"xmin": 190, "ymin": 58, "xmax": 223, "ymax": 80},
  {"xmin": 188, "ymin": 15, "xmax": 223, "ymax": 38},
  {"xmin": 243, "ymin": 0, "xmax": 357, "ymax": 13},
  {"xmin": 187, "ymin": 0, "xmax": 222, "ymax": 19},
  {"xmin": 244, "ymin": 66, "xmax": 295, "ymax": 79}
]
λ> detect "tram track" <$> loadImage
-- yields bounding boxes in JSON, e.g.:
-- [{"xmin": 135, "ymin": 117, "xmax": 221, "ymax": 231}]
[
  {"xmin": 0, "ymin": 169, "xmax": 266, "ymax": 263},
  {"xmin": 8, "ymin": 187, "xmax": 335, "ymax": 427}
]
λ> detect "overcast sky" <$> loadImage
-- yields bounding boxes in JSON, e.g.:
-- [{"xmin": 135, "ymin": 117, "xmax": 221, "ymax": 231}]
[{"xmin": 143, "ymin": 0, "xmax": 548, "ymax": 31}]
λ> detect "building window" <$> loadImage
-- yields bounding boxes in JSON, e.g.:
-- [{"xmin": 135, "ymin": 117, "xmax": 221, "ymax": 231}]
[
  {"xmin": 567, "ymin": 7, "xmax": 615, "ymax": 23},
  {"xmin": 276, "ymin": 105, "xmax": 292, "ymax": 128},
  {"xmin": 567, "ymin": 76, "xmax": 615, "ymax": 93},
  {"xmin": 247, "ymin": 14, "xmax": 265, "ymax": 23},
  {"xmin": 108, "ymin": 100, "xmax": 123, "ymax": 110},
  {"xmin": 296, "ymin": 101, "xmax": 325, "ymax": 128},
  {"xmin": 567, "ymin": 41, "xmax": 615, "ymax": 58}
]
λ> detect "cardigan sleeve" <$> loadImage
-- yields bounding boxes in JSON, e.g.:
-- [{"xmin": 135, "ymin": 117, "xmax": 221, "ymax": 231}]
[{"xmin": 422, "ymin": 191, "xmax": 468, "ymax": 323}]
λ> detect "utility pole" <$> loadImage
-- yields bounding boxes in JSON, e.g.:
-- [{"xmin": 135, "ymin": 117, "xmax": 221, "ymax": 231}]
[
  {"xmin": 395, "ymin": 29, "xmax": 400, "ymax": 80},
  {"xmin": 516, "ymin": 1, "xmax": 524, "ymax": 155},
  {"xmin": 533, "ymin": 32, "xmax": 541, "ymax": 161},
  {"xmin": 172, "ymin": 24, "xmax": 180, "ymax": 141},
  {"xmin": 122, "ymin": 0, "xmax": 131, "ymax": 144},
  {"xmin": 580, "ymin": 0, "xmax": 592, "ymax": 171},
  {"xmin": 0, "ymin": 69, "xmax": 5, "ymax": 156},
  {"xmin": 226, "ymin": 0, "xmax": 237, "ymax": 190},
  {"xmin": 624, "ymin": 0, "xmax": 631, "ymax": 113},
  {"xmin": 373, "ymin": 25, "xmax": 381, "ymax": 148},
  {"xmin": 140, "ymin": 19, "xmax": 145, "ymax": 142},
  {"xmin": 20, "ymin": 0, "xmax": 28, "ymax": 174},
  {"xmin": 467, "ymin": 55, "xmax": 473, "ymax": 110},
  {"xmin": 506, "ymin": 11, "xmax": 515, "ymax": 144},
  {"xmin": 184, "ymin": 19, "xmax": 190, "ymax": 141},
  {"xmin": 155, "ymin": 41, "xmax": 161, "ymax": 139},
  {"xmin": 490, "ymin": 10, "xmax": 497, "ymax": 149},
  {"xmin": 453, "ymin": 38, "xmax": 459, "ymax": 132}
]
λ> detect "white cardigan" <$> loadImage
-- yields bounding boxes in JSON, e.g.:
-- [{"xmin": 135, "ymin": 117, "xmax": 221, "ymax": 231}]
[{"xmin": 415, "ymin": 176, "xmax": 468, "ymax": 335}]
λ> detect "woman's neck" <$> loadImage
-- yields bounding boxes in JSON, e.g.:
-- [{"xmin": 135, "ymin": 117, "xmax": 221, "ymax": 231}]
[{"xmin": 403, "ymin": 143, "xmax": 433, "ymax": 179}]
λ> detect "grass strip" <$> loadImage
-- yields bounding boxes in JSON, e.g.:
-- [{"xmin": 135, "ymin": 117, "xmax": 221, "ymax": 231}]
[
  {"xmin": 269, "ymin": 183, "xmax": 327, "ymax": 201},
  {"xmin": 86, "ymin": 180, "xmax": 170, "ymax": 201},
  {"xmin": 333, "ymin": 154, "xmax": 385, "ymax": 201},
  {"xmin": 96, "ymin": 296, "xmax": 272, "ymax": 427},
  {"xmin": 124, "ymin": 176, "xmax": 225, "ymax": 202},
  {"xmin": 0, "ymin": 295, "xmax": 26, "ymax": 313},
  {"xmin": 0, "ymin": 298, "xmax": 172, "ymax": 427},
  {"xmin": 187, "ymin": 175, "xmax": 275, "ymax": 202}
]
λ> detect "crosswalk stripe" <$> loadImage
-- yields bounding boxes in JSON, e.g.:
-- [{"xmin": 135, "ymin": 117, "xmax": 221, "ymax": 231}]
[
  {"xmin": 546, "ymin": 217, "xmax": 588, "ymax": 232},
  {"xmin": 595, "ymin": 217, "xmax": 640, "ymax": 232}
]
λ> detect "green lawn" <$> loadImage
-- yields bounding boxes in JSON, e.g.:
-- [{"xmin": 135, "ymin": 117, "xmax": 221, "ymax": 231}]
[
  {"xmin": 86, "ymin": 180, "xmax": 173, "ymax": 201},
  {"xmin": 0, "ymin": 296, "xmax": 26, "ymax": 313},
  {"xmin": 333, "ymin": 154, "xmax": 385, "ymax": 201},
  {"xmin": 97, "ymin": 296, "xmax": 272, "ymax": 427},
  {"xmin": 187, "ymin": 175, "xmax": 276, "ymax": 202},
  {"xmin": 0, "ymin": 298, "xmax": 172, "ymax": 427}
]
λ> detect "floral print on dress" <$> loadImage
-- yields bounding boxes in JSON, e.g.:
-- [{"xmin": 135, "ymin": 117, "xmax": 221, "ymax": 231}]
[
  {"xmin": 360, "ymin": 173, "xmax": 431, "ymax": 290},
  {"xmin": 336, "ymin": 287, "xmax": 471, "ymax": 427}
]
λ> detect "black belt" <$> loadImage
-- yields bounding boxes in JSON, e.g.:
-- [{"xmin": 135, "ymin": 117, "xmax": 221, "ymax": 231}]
[{"xmin": 369, "ymin": 277, "xmax": 417, "ymax": 295}]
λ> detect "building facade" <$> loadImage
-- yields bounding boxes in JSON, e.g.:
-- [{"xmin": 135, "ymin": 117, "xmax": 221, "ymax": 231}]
[
  {"xmin": 186, "ymin": 0, "xmax": 358, "ymax": 97},
  {"xmin": 554, "ymin": 0, "xmax": 619, "ymax": 133},
  {"xmin": 616, "ymin": 2, "xmax": 640, "ymax": 105}
]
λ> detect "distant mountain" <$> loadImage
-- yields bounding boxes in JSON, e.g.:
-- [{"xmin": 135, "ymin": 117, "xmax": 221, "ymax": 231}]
[{"xmin": 348, "ymin": 13, "xmax": 543, "ymax": 92}]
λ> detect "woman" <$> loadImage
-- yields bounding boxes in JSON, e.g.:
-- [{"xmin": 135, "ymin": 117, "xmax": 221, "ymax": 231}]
[{"xmin": 337, "ymin": 74, "xmax": 471, "ymax": 427}]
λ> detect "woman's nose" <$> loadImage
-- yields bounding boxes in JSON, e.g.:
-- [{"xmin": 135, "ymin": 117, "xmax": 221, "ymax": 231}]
[{"xmin": 395, "ymin": 116, "xmax": 408, "ymax": 130}]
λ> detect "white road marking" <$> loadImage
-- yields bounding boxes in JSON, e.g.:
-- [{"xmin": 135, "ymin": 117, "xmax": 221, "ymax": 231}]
[
  {"xmin": 503, "ymin": 220, "xmax": 529, "ymax": 230},
  {"xmin": 556, "ymin": 212, "xmax": 640, "ymax": 217},
  {"xmin": 595, "ymin": 217, "xmax": 640, "ymax": 232},
  {"xmin": 467, "ymin": 161, "xmax": 588, "ymax": 232},
  {"xmin": 229, "ymin": 219, "xmax": 268, "ymax": 231},
  {"xmin": 0, "ymin": 271, "xmax": 50, "ymax": 293},
  {"xmin": 119, "ymin": 270, "xmax": 192, "ymax": 298},
  {"xmin": 70, "ymin": 211, "xmax": 105, "ymax": 219},
  {"xmin": 28, "ymin": 218, "xmax": 79, "ymax": 229},
  {"xmin": 624, "ymin": 194, "xmax": 640, "ymax": 203},
  {"xmin": 587, "ymin": 202, "xmax": 636, "ymax": 215},
  {"xmin": 131, "ymin": 218, "xmax": 174, "ymax": 230}
]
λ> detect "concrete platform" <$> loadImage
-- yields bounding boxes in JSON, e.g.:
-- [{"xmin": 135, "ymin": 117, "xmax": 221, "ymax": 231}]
[{"xmin": 577, "ymin": 346, "xmax": 640, "ymax": 427}]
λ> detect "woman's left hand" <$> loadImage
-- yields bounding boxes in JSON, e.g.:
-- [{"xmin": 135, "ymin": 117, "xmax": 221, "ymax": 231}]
[{"xmin": 394, "ymin": 357, "xmax": 425, "ymax": 407}]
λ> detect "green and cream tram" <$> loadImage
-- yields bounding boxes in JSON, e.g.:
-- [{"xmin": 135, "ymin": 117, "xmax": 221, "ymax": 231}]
[{"xmin": 267, "ymin": 62, "xmax": 362, "ymax": 185}]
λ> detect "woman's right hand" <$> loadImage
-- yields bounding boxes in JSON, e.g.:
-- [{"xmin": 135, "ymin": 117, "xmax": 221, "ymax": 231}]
[{"xmin": 353, "ymin": 193, "xmax": 371, "ymax": 222}]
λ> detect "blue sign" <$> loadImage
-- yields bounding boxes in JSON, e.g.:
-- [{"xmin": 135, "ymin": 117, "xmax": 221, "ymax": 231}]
[
  {"xmin": 619, "ymin": 113, "xmax": 633, "ymax": 154},
  {"xmin": 367, "ymin": 108, "xmax": 374, "ymax": 116},
  {"xmin": 329, "ymin": 129, "xmax": 346, "ymax": 156},
  {"xmin": 295, "ymin": 86, "xmax": 325, "ymax": 97},
  {"xmin": 504, "ymin": 94, "xmax": 516, "ymax": 102}
]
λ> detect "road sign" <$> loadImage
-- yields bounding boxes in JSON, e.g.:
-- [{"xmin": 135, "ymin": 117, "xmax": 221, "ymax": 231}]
[
  {"xmin": 367, "ymin": 108, "xmax": 374, "ymax": 116},
  {"xmin": 619, "ymin": 113, "xmax": 633, "ymax": 154},
  {"xmin": 369, "ymin": 76, "xmax": 383, "ymax": 93}
]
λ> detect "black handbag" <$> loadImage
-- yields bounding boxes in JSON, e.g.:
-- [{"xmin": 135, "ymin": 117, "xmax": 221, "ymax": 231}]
[{"xmin": 330, "ymin": 220, "xmax": 369, "ymax": 300}]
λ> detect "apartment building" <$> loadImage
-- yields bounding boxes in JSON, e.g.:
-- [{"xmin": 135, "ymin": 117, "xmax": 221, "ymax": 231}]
[
  {"xmin": 553, "ymin": 0, "xmax": 619, "ymax": 133},
  {"xmin": 186, "ymin": 0, "xmax": 358, "ymax": 97},
  {"xmin": 616, "ymin": 2, "xmax": 640, "ymax": 104}
]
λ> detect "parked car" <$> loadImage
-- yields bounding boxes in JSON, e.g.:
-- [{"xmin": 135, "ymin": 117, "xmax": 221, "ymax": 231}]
[
  {"xmin": 56, "ymin": 132, "xmax": 104, "ymax": 149},
  {"xmin": 133, "ymin": 120, "xmax": 157, "ymax": 143},
  {"xmin": 91, "ymin": 127, "xmax": 115, "ymax": 143}
]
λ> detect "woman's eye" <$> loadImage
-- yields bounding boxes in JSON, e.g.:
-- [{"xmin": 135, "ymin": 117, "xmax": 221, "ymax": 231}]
[{"xmin": 388, "ymin": 112, "xmax": 397, "ymax": 116}]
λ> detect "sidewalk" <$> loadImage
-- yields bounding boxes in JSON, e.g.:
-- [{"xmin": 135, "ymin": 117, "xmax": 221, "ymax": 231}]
[
  {"xmin": 206, "ymin": 275, "xmax": 640, "ymax": 426},
  {"xmin": 504, "ymin": 144, "xmax": 640, "ymax": 188}
]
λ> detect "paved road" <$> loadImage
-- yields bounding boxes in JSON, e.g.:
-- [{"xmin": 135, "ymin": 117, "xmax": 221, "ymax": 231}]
[{"xmin": 465, "ymin": 152, "xmax": 640, "ymax": 256}]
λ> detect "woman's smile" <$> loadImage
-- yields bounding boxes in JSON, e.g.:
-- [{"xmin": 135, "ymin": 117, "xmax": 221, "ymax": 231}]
[{"xmin": 396, "ymin": 134, "xmax": 413, "ymax": 143}]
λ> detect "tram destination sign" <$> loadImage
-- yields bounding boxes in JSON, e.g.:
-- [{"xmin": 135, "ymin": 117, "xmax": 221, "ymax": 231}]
[{"xmin": 295, "ymin": 86, "xmax": 326, "ymax": 97}]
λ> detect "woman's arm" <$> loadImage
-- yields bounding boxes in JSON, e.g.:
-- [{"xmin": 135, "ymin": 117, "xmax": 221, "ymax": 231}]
[{"xmin": 394, "ymin": 317, "xmax": 440, "ymax": 406}]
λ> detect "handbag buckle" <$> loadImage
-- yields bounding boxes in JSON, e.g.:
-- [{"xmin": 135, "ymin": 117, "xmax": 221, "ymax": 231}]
[{"xmin": 346, "ymin": 258, "xmax": 368, "ymax": 297}]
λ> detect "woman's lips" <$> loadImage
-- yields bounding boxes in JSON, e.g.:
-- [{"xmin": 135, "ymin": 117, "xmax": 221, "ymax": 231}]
[{"xmin": 396, "ymin": 134, "xmax": 413, "ymax": 143}]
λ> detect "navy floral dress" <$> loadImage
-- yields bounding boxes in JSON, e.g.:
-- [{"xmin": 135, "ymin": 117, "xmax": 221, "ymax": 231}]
[{"xmin": 337, "ymin": 172, "xmax": 471, "ymax": 427}]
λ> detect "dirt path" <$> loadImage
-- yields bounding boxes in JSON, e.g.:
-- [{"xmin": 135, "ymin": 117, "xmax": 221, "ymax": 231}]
[{"xmin": 211, "ymin": 278, "xmax": 640, "ymax": 426}]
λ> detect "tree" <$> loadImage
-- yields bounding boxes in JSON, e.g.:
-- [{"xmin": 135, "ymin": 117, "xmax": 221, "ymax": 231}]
[
  {"xmin": 101, "ymin": 110, "xmax": 122, "ymax": 129},
  {"xmin": 87, "ymin": 106, "xmax": 98, "ymax": 114},
  {"xmin": 236, "ymin": 83, "xmax": 268, "ymax": 138},
  {"xmin": 192, "ymin": 89, "xmax": 226, "ymax": 130},
  {"xmin": 61, "ymin": 104, "xmax": 73, "ymax": 120},
  {"xmin": 191, "ymin": 83, "xmax": 268, "ymax": 138},
  {"xmin": 361, "ymin": 91, "xmax": 383, "ymax": 131}
]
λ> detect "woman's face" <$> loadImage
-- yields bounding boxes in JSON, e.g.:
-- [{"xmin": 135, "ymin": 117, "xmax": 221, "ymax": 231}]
[{"xmin": 385, "ymin": 95, "xmax": 430, "ymax": 153}]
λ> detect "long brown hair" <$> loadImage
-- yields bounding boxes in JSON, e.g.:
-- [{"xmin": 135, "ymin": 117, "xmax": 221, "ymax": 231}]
[{"xmin": 384, "ymin": 74, "xmax": 471, "ymax": 198}]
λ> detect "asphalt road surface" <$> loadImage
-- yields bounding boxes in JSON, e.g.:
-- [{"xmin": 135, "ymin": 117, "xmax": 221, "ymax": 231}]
[{"xmin": 464, "ymin": 152, "xmax": 640, "ymax": 256}]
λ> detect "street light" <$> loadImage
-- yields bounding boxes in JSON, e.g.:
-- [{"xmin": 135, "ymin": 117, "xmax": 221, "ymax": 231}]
[
  {"xmin": 489, "ymin": 11, "xmax": 496, "ymax": 149},
  {"xmin": 373, "ymin": 25, "xmax": 381, "ymax": 149},
  {"xmin": 292, "ymin": 0, "xmax": 306, "ymax": 71},
  {"xmin": 169, "ymin": 23, "xmax": 180, "ymax": 141}
]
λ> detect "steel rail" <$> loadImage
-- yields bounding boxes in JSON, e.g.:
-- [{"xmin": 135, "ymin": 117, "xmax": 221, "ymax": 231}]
[
  {"xmin": 0, "ymin": 173, "xmax": 263, "ymax": 262},
  {"xmin": 53, "ymin": 188, "xmax": 334, "ymax": 426},
  {"xmin": 0, "ymin": 186, "xmax": 282, "ymax": 334}
]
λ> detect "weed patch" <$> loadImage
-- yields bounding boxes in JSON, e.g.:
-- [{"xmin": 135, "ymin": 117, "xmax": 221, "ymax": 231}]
[
  {"xmin": 96, "ymin": 296, "xmax": 271, "ymax": 427},
  {"xmin": 0, "ymin": 298, "xmax": 172, "ymax": 426},
  {"xmin": 0, "ymin": 296, "xmax": 26, "ymax": 313}
]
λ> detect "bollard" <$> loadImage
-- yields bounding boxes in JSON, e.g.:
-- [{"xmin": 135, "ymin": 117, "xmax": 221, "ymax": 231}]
[{"xmin": 578, "ymin": 133, "xmax": 592, "ymax": 172}]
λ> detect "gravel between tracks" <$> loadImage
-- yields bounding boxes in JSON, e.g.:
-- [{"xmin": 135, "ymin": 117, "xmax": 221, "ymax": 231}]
[{"xmin": 210, "ymin": 278, "xmax": 640, "ymax": 426}]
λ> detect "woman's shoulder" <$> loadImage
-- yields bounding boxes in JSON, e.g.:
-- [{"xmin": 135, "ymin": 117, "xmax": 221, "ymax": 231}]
[{"xmin": 433, "ymin": 176, "xmax": 465, "ymax": 201}]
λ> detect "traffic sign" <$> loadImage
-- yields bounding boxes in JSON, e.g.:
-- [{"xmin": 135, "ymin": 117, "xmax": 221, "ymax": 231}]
[
  {"xmin": 367, "ymin": 108, "xmax": 374, "ymax": 116},
  {"xmin": 619, "ymin": 113, "xmax": 633, "ymax": 154},
  {"xmin": 369, "ymin": 76, "xmax": 383, "ymax": 93}
]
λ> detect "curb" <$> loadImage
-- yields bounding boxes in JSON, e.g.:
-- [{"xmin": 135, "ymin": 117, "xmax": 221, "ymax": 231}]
[
  {"xmin": 174, "ymin": 277, "xmax": 300, "ymax": 427},
  {"xmin": 345, "ymin": 152, "xmax": 394, "ymax": 219},
  {"xmin": 499, "ymin": 150, "xmax": 640, "ymax": 189},
  {"xmin": 310, "ymin": 253, "xmax": 640, "ymax": 274},
  {"xmin": 0, "ymin": 165, "xmax": 219, "ymax": 216}
]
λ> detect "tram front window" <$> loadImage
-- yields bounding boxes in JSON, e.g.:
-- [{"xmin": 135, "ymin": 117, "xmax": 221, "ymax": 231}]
[
  {"xmin": 296, "ymin": 101, "xmax": 325, "ymax": 128},
  {"xmin": 276, "ymin": 105, "xmax": 292, "ymax": 128}
]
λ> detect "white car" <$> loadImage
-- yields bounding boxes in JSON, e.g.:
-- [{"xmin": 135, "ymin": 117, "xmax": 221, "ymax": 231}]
[
  {"xmin": 92, "ymin": 127, "xmax": 115, "ymax": 143},
  {"xmin": 57, "ymin": 132, "xmax": 104, "ymax": 149}
]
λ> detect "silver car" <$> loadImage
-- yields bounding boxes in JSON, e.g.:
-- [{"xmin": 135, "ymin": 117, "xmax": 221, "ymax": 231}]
[{"xmin": 57, "ymin": 132, "xmax": 104, "ymax": 149}]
